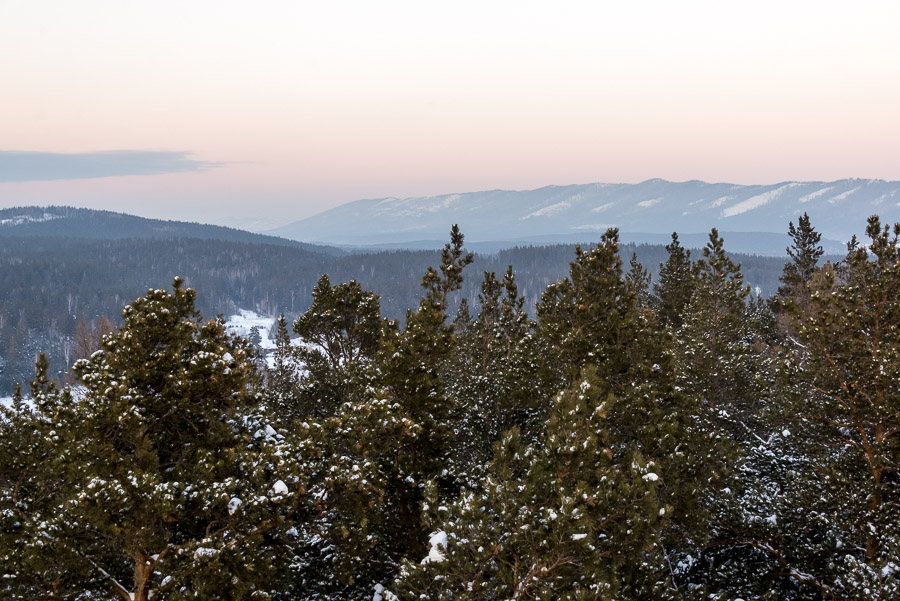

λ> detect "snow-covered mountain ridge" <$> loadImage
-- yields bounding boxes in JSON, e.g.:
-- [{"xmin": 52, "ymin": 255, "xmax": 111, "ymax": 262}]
[{"xmin": 269, "ymin": 178, "xmax": 900, "ymax": 249}]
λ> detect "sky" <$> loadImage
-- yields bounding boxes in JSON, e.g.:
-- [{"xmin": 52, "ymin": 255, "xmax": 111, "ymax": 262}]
[{"xmin": 1, "ymin": 0, "xmax": 899, "ymax": 229}]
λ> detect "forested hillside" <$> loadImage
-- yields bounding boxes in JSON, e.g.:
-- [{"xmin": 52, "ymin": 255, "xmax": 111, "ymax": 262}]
[
  {"xmin": 2, "ymin": 214, "xmax": 897, "ymax": 600},
  {"xmin": 0, "ymin": 205, "xmax": 343, "ymax": 254},
  {"xmin": 0, "ymin": 234, "xmax": 795, "ymax": 392}
]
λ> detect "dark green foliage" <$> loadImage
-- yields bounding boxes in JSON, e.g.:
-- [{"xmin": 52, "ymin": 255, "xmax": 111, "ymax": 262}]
[
  {"xmin": 291, "ymin": 275, "xmax": 381, "ymax": 419},
  {"xmin": 777, "ymin": 216, "xmax": 900, "ymax": 596},
  {"xmin": 6, "ymin": 216, "xmax": 900, "ymax": 600},
  {"xmin": 536, "ymin": 229, "xmax": 645, "ymax": 389},
  {"xmin": 445, "ymin": 266, "xmax": 548, "ymax": 470},
  {"xmin": 395, "ymin": 374, "xmax": 668, "ymax": 601},
  {"xmin": 377, "ymin": 225, "xmax": 474, "ymax": 477},
  {"xmin": 279, "ymin": 227, "xmax": 476, "ymax": 600},
  {"xmin": 626, "ymin": 251, "xmax": 653, "ymax": 310},
  {"xmin": 654, "ymin": 232, "xmax": 694, "ymax": 329},
  {"xmin": 1, "ymin": 279, "xmax": 301, "ymax": 601},
  {"xmin": 776, "ymin": 212, "xmax": 825, "ymax": 302},
  {"xmin": 266, "ymin": 313, "xmax": 301, "ymax": 404},
  {"xmin": 676, "ymin": 228, "xmax": 758, "ymax": 415}
]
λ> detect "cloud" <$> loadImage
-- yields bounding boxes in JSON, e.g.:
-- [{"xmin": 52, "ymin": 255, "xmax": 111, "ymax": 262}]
[{"xmin": 0, "ymin": 150, "xmax": 219, "ymax": 183}]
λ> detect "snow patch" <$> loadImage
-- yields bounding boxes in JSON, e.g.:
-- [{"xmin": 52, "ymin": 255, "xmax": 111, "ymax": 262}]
[
  {"xmin": 798, "ymin": 186, "xmax": 834, "ymax": 203},
  {"xmin": 373, "ymin": 584, "xmax": 399, "ymax": 601},
  {"xmin": 722, "ymin": 183, "xmax": 802, "ymax": 218},
  {"xmin": 637, "ymin": 197, "xmax": 662, "ymax": 208},
  {"xmin": 227, "ymin": 497, "xmax": 242, "ymax": 515},
  {"xmin": 225, "ymin": 310, "xmax": 276, "ymax": 350},
  {"xmin": 373, "ymin": 194, "xmax": 461, "ymax": 218},
  {"xmin": 826, "ymin": 186, "xmax": 861, "ymax": 204},
  {"xmin": 522, "ymin": 200, "xmax": 573, "ymax": 220},
  {"xmin": 591, "ymin": 202, "xmax": 615, "ymax": 213},
  {"xmin": 271, "ymin": 480, "xmax": 288, "ymax": 497},
  {"xmin": 421, "ymin": 531, "xmax": 448, "ymax": 564},
  {"xmin": 0, "ymin": 212, "xmax": 64, "ymax": 227}
]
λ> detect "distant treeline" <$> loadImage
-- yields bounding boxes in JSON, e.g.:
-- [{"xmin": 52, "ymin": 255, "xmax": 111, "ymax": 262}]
[{"xmin": 0, "ymin": 232, "xmax": 805, "ymax": 392}]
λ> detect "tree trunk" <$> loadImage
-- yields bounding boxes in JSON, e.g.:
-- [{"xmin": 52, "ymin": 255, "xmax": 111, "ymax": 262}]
[
  {"xmin": 133, "ymin": 557, "xmax": 154, "ymax": 601},
  {"xmin": 867, "ymin": 467, "xmax": 883, "ymax": 559}
]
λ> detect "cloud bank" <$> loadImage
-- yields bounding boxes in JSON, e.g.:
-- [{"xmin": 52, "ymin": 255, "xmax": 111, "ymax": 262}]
[{"xmin": 0, "ymin": 151, "xmax": 218, "ymax": 183}]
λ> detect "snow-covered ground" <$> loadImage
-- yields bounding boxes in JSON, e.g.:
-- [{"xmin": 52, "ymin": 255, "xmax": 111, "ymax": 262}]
[
  {"xmin": 225, "ymin": 309, "xmax": 278, "ymax": 350},
  {"xmin": 224, "ymin": 309, "xmax": 308, "ymax": 370}
]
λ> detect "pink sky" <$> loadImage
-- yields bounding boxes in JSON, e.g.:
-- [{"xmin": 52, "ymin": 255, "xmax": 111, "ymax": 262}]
[{"xmin": 1, "ymin": 0, "xmax": 898, "ymax": 229}]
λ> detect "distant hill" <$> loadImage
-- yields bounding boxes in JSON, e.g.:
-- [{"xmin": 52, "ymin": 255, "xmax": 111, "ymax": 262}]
[
  {"xmin": 339, "ymin": 231, "xmax": 847, "ymax": 256},
  {"xmin": 267, "ymin": 178, "xmax": 898, "ymax": 253},
  {"xmin": 0, "ymin": 206, "xmax": 345, "ymax": 255}
]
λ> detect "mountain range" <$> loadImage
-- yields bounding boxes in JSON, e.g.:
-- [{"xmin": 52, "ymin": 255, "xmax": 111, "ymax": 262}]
[{"xmin": 268, "ymin": 178, "xmax": 900, "ymax": 254}]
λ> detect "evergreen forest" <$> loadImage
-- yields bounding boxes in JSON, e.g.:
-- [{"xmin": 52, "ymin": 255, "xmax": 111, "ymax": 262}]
[
  {"xmin": 0, "ymin": 231, "xmax": 799, "ymax": 394},
  {"xmin": 2, "ymin": 214, "xmax": 899, "ymax": 600}
]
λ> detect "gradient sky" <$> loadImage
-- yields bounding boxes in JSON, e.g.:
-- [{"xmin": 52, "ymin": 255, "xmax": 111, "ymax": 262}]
[{"xmin": 1, "ymin": 0, "xmax": 898, "ymax": 229}]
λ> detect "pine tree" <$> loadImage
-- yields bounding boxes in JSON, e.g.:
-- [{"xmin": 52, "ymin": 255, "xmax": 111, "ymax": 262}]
[
  {"xmin": 626, "ymin": 251, "xmax": 653, "ymax": 310},
  {"xmin": 282, "ymin": 227, "xmax": 474, "ymax": 600},
  {"xmin": 377, "ymin": 224, "xmax": 474, "ymax": 478},
  {"xmin": 776, "ymin": 212, "xmax": 824, "ymax": 303},
  {"xmin": 782, "ymin": 216, "xmax": 900, "ymax": 597},
  {"xmin": 444, "ymin": 266, "xmax": 547, "ymax": 471},
  {"xmin": 536, "ymin": 229, "xmax": 644, "ymax": 390},
  {"xmin": 395, "ymin": 230, "xmax": 728, "ymax": 599},
  {"xmin": 266, "ymin": 313, "xmax": 301, "ymax": 416},
  {"xmin": 1, "ymin": 278, "xmax": 302, "ymax": 601},
  {"xmin": 654, "ymin": 232, "xmax": 694, "ymax": 329},
  {"xmin": 394, "ymin": 366, "xmax": 703, "ymax": 600},
  {"xmin": 676, "ymin": 228, "xmax": 758, "ymax": 415},
  {"xmin": 291, "ymin": 274, "xmax": 381, "ymax": 418},
  {"xmin": 1, "ymin": 357, "xmax": 87, "ymax": 598}
]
